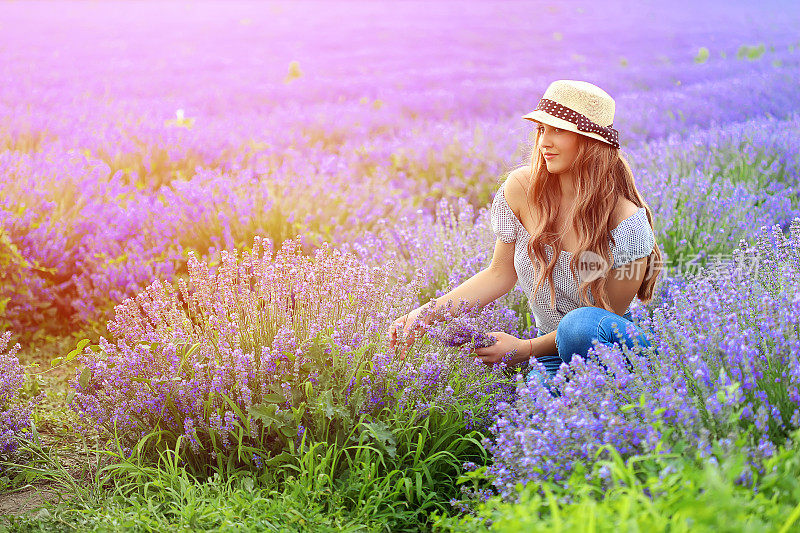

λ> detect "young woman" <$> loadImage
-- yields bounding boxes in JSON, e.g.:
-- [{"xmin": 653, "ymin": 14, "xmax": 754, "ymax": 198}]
[{"xmin": 388, "ymin": 80, "xmax": 662, "ymax": 386}]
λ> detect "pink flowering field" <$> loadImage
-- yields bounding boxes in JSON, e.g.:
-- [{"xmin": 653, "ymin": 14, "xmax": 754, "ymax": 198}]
[{"xmin": 3, "ymin": 1, "xmax": 800, "ymax": 530}]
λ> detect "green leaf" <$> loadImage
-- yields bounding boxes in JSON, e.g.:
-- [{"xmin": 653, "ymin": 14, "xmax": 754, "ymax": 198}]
[
  {"xmin": 291, "ymin": 403, "xmax": 307, "ymax": 422},
  {"xmin": 130, "ymin": 377, "xmax": 157, "ymax": 393},
  {"xmin": 316, "ymin": 390, "xmax": 348, "ymax": 421},
  {"xmin": 177, "ymin": 343, "xmax": 201, "ymax": 372},
  {"xmin": 260, "ymin": 393, "xmax": 287, "ymax": 404},
  {"xmin": 264, "ymin": 452, "xmax": 296, "ymax": 467},
  {"xmin": 249, "ymin": 403, "xmax": 279, "ymax": 425},
  {"xmin": 79, "ymin": 368, "xmax": 92, "ymax": 388},
  {"xmin": 362, "ymin": 420, "xmax": 397, "ymax": 459}
]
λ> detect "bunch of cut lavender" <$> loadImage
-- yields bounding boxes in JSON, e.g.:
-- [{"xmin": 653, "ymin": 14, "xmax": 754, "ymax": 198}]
[
  {"xmin": 436, "ymin": 319, "xmax": 497, "ymax": 350},
  {"xmin": 426, "ymin": 299, "xmax": 520, "ymax": 353}
]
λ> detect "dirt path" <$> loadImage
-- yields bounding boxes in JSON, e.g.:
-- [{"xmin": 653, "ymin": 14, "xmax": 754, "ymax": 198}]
[
  {"xmin": 0, "ymin": 431, "xmax": 99, "ymax": 525},
  {"xmin": 0, "ymin": 483, "xmax": 60, "ymax": 517},
  {"xmin": 0, "ymin": 339, "xmax": 97, "ymax": 521}
]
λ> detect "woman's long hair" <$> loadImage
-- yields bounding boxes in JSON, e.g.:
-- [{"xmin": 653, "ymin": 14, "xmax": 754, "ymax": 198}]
[{"xmin": 521, "ymin": 131, "xmax": 662, "ymax": 313}]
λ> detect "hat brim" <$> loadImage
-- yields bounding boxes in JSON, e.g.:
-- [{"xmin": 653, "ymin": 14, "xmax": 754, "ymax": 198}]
[{"xmin": 522, "ymin": 110, "xmax": 614, "ymax": 147}]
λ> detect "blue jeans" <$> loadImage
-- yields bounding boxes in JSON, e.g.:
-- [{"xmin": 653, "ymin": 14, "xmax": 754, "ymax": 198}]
[{"xmin": 526, "ymin": 307, "xmax": 656, "ymax": 390}]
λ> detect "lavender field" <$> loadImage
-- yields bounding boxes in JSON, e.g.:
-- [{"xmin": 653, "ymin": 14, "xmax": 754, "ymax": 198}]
[{"xmin": 3, "ymin": 0, "xmax": 800, "ymax": 530}]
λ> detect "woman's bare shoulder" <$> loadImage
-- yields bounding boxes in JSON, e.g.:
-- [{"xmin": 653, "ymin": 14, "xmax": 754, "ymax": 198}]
[
  {"xmin": 501, "ymin": 166, "xmax": 531, "ymax": 216},
  {"xmin": 611, "ymin": 198, "xmax": 641, "ymax": 227}
]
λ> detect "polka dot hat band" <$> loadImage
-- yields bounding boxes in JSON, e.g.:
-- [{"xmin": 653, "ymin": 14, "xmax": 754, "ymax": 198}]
[{"xmin": 522, "ymin": 80, "xmax": 621, "ymax": 149}]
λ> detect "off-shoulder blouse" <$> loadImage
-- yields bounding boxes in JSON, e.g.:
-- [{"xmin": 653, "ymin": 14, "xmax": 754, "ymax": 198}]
[{"xmin": 490, "ymin": 180, "xmax": 656, "ymax": 336}]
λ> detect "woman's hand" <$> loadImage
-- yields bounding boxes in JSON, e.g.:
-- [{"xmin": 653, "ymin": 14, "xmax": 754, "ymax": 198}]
[
  {"xmin": 387, "ymin": 303, "xmax": 433, "ymax": 359},
  {"xmin": 473, "ymin": 332, "xmax": 525, "ymax": 365}
]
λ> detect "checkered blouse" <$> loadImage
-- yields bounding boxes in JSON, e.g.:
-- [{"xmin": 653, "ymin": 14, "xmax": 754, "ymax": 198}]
[{"xmin": 490, "ymin": 180, "xmax": 656, "ymax": 336}]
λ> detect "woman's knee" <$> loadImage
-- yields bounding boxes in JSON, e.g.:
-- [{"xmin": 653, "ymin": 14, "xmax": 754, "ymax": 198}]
[
  {"xmin": 556, "ymin": 307, "xmax": 604, "ymax": 362},
  {"xmin": 557, "ymin": 307, "xmax": 601, "ymax": 341}
]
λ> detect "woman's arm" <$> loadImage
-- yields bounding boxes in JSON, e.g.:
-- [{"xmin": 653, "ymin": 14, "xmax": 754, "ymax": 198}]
[
  {"xmin": 530, "ymin": 329, "xmax": 558, "ymax": 359},
  {"xmin": 423, "ymin": 238, "xmax": 518, "ymax": 323},
  {"xmin": 423, "ymin": 267, "xmax": 516, "ymax": 322},
  {"xmin": 389, "ymin": 239, "xmax": 518, "ymax": 351}
]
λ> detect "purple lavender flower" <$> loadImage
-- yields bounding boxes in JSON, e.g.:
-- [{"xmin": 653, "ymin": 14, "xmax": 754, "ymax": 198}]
[{"xmin": 0, "ymin": 332, "xmax": 38, "ymax": 469}]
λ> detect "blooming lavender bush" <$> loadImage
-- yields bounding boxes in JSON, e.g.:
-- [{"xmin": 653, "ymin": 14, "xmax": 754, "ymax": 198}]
[
  {"xmin": 0, "ymin": 331, "xmax": 36, "ymax": 471},
  {"xmin": 71, "ymin": 237, "xmax": 513, "ymax": 470},
  {"xmin": 0, "ymin": 229, "xmax": 33, "ymax": 332},
  {"xmin": 649, "ymin": 219, "xmax": 800, "ymax": 452},
  {"xmin": 631, "ymin": 113, "xmax": 800, "ymax": 268},
  {"xmin": 437, "ymin": 428, "xmax": 800, "ymax": 531},
  {"xmin": 484, "ymin": 218, "xmax": 800, "ymax": 498}
]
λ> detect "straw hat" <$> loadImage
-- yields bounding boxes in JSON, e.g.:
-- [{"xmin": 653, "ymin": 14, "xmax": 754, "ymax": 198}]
[{"xmin": 522, "ymin": 80, "xmax": 620, "ymax": 148}]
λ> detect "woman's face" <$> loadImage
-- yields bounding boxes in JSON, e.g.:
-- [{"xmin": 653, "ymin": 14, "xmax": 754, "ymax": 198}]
[{"xmin": 536, "ymin": 123, "xmax": 581, "ymax": 175}]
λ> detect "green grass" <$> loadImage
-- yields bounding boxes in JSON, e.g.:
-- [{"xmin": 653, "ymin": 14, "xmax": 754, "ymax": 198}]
[
  {"xmin": 434, "ymin": 431, "xmax": 800, "ymax": 533},
  {"xmin": 3, "ymin": 409, "xmax": 486, "ymax": 532}
]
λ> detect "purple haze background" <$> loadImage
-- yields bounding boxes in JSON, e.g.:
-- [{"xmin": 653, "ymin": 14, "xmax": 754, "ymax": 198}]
[{"xmin": 1, "ymin": 0, "xmax": 799, "ymax": 339}]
